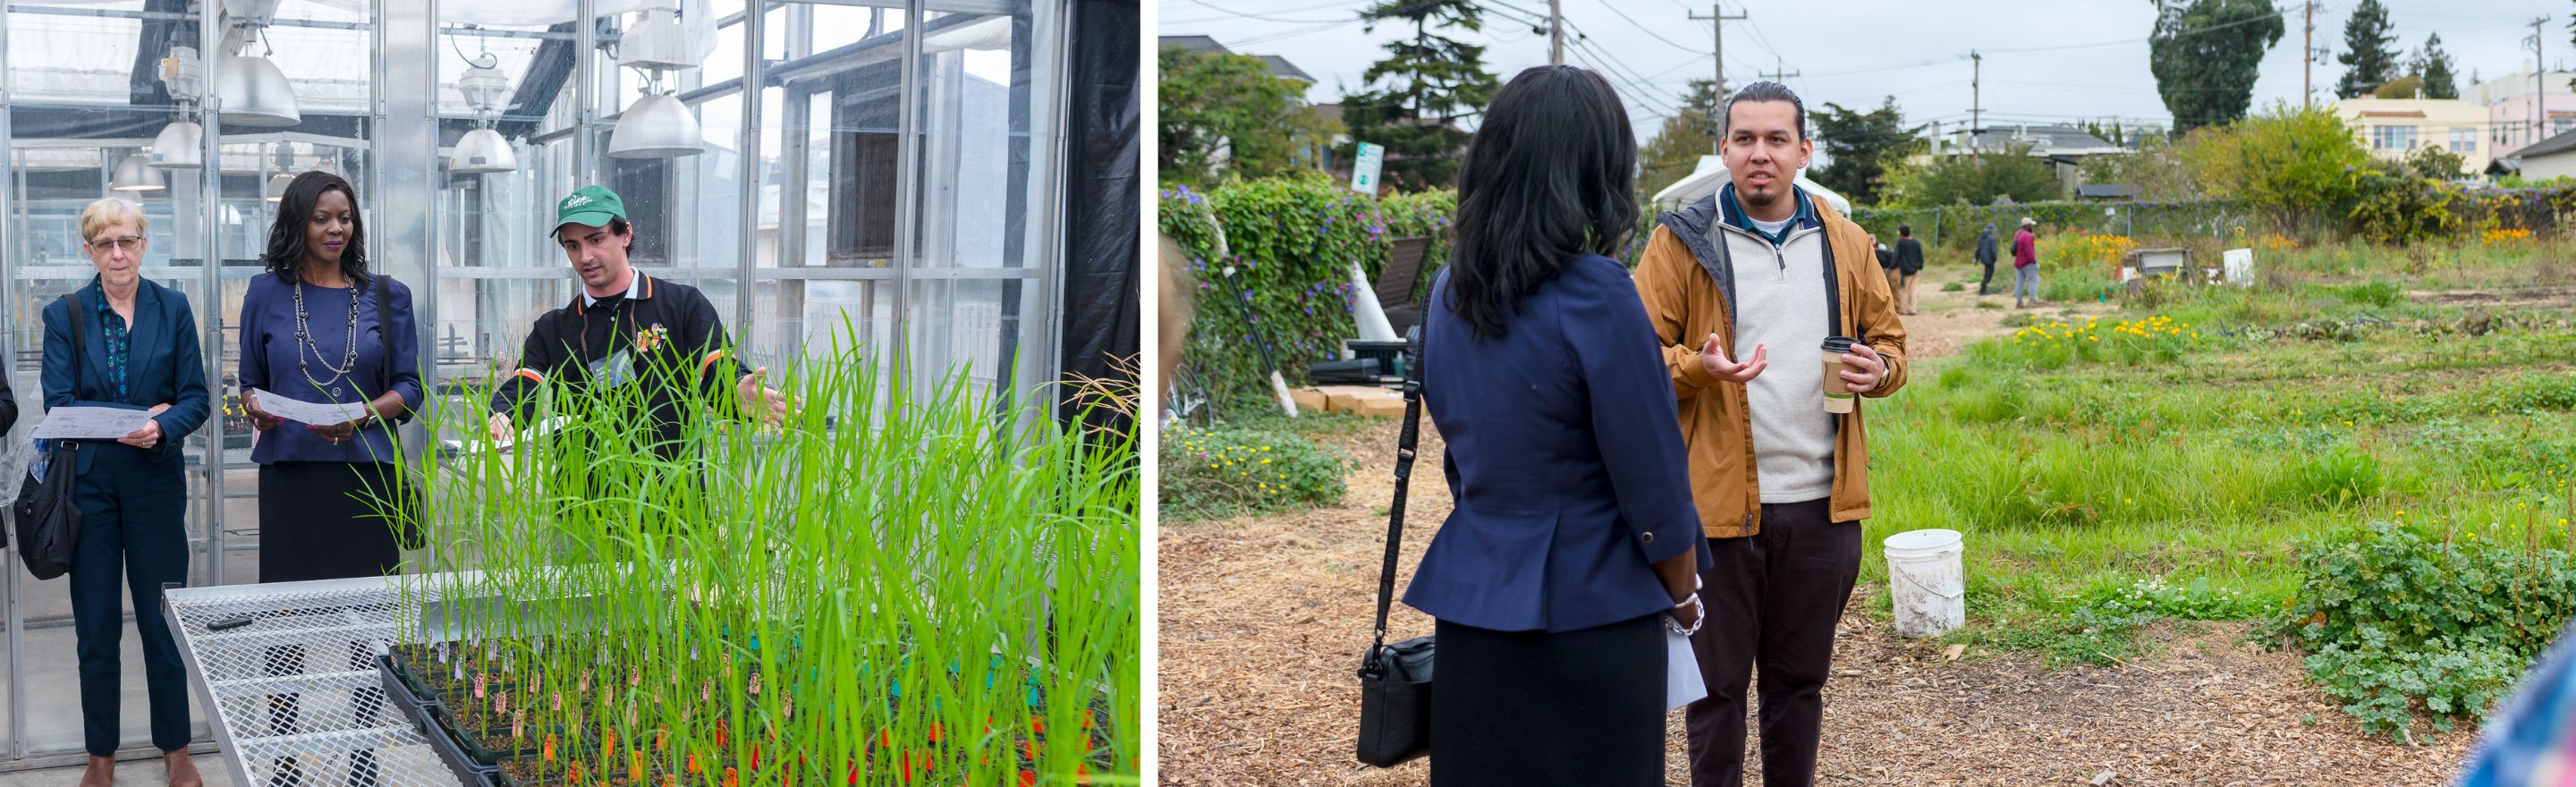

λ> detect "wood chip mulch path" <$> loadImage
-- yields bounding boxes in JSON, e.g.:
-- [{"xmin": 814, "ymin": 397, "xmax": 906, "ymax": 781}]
[{"xmin": 1157, "ymin": 280, "xmax": 2475, "ymax": 785}]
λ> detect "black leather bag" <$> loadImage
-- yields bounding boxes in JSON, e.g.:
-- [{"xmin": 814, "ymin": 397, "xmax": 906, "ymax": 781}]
[
  {"xmin": 1356, "ymin": 327, "xmax": 1431, "ymax": 767},
  {"xmin": 14, "ymin": 294, "xmax": 87, "ymax": 580}
]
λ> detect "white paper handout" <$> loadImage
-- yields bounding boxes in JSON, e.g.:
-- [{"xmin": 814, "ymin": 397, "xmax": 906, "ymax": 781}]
[
  {"xmin": 250, "ymin": 388, "xmax": 373, "ymax": 427},
  {"xmin": 31, "ymin": 406, "xmax": 157, "ymax": 440},
  {"xmin": 1666, "ymin": 627, "xmax": 1707, "ymax": 710}
]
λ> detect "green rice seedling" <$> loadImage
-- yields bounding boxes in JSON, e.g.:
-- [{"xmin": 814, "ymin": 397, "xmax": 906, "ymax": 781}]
[{"xmin": 377, "ymin": 319, "xmax": 1138, "ymax": 786}]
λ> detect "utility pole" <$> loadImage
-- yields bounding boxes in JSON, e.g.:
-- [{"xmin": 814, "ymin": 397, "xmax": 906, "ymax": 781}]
[
  {"xmin": 1690, "ymin": 2, "xmax": 1748, "ymax": 153},
  {"xmin": 1758, "ymin": 55, "xmax": 1799, "ymax": 82},
  {"xmin": 2534, "ymin": 16, "xmax": 2552, "ymax": 148},
  {"xmin": 1549, "ymin": 0, "xmax": 1563, "ymax": 65},
  {"xmin": 1970, "ymin": 50, "xmax": 1983, "ymax": 158},
  {"xmin": 2302, "ymin": 1, "xmax": 2313, "ymax": 109}
]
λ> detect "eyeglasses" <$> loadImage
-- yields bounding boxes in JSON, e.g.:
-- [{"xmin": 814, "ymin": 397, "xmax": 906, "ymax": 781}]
[{"xmin": 88, "ymin": 235, "xmax": 144, "ymax": 253}]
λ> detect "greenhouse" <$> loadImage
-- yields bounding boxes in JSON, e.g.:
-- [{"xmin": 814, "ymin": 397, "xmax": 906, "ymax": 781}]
[{"xmin": 0, "ymin": 0, "xmax": 1140, "ymax": 783}]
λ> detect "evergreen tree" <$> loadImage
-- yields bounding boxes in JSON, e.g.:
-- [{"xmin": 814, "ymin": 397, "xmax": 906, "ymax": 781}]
[
  {"xmin": 1340, "ymin": 0, "xmax": 1499, "ymax": 191},
  {"xmin": 2335, "ymin": 0, "xmax": 2401, "ymax": 98}
]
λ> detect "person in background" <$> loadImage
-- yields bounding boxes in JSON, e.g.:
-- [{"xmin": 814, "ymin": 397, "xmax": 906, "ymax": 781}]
[
  {"xmin": 1631, "ymin": 80, "xmax": 1909, "ymax": 787},
  {"xmin": 47, "ymin": 198, "xmax": 210, "ymax": 787},
  {"xmin": 1875, "ymin": 239, "xmax": 1897, "ymax": 299},
  {"xmin": 2013, "ymin": 216, "xmax": 2041, "ymax": 309},
  {"xmin": 1894, "ymin": 224, "xmax": 1925, "ymax": 316},
  {"xmin": 1400, "ymin": 64, "xmax": 1709, "ymax": 786},
  {"xmin": 1974, "ymin": 223, "xmax": 2000, "ymax": 296}
]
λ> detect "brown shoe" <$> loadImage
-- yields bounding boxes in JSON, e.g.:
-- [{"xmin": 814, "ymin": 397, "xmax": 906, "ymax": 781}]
[
  {"xmin": 80, "ymin": 756, "xmax": 114, "ymax": 787},
  {"xmin": 165, "ymin": 750, "xmax": 203, "ymax": 787}
]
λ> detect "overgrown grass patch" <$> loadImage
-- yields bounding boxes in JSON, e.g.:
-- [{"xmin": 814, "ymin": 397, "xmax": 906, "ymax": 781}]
[{"xmin": 1866, "ymin": 282, "xmax": 2576, "ymax": 715}]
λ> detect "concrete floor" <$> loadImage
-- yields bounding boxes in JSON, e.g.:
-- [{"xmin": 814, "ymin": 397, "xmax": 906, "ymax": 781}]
[{"xmin": 0, "ymin": 753, "xmax": 234, "ymax": 787}]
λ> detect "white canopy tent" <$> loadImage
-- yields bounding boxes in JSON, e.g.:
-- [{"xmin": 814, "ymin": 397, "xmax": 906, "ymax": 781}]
[{"xmin": 1649, "ymin": 154, "xmax": 1852, "ymax": 216}]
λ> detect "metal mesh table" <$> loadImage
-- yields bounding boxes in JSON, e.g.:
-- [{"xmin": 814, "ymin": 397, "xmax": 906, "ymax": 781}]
[{"xmin": 161, "ymin": 577, "xmax": 462, "ymax": 787}]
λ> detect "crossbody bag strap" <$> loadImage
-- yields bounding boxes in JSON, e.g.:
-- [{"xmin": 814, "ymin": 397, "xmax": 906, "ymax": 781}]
[{"xmin": 1365, "ymin": 326, "xmax": 1425, "ymax": 669}]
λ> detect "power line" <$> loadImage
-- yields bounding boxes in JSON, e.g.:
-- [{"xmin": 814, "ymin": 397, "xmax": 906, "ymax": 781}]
[
  {"xmin": 1177, "ymin": 0, "xmax": 1353, "ymax": 24},
  {"xmin": 1588, "ymin": 0, "xmax": 1707, "ymax": 55}
]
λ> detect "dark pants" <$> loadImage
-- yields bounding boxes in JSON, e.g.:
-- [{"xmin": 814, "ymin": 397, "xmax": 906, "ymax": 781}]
[
  {"xmin": 259, "ymin": 461, "xmax": 410, "ymax": 785},
  {"xmin": 1685, "ymin": 497, "xmax": 1862, "ymax": 787},
  {"xmin": 1979, "ymin": 261, "xmax": 1996, "ymax": 294},
  {"xmin": 68, "ymin": 444, "xmax": 192, "ymax": 757},
  {"xmin": 1430, "ymin": 613, "xmax": 1664, "ymax": 786}
]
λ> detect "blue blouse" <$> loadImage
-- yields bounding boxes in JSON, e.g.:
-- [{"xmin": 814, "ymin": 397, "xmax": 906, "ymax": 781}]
[
  {"xmin": 237, "ymin": 273, "xmax": 422, "ymax": 464},
  {"xmin": 89, "ymin": 290, "xmax": 131, "ymax": 400}
]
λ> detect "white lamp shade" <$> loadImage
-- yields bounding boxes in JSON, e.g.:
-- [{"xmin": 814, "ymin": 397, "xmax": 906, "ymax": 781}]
[
  {"xmin": 216, "ymin": 55, "xmax": 301, "ymax": 127},
  {"xmin": 618, "ymin": 10, "xmax": 697, "ymax": 71},
  {"xmin": 451, "ymin": 128, "xmax": 520, "ymax": 173},
  {"xmin": 606, "ymin": 93, "xmax": 704, "ymax": 158},
  {"xmin": 111, "ymin": 154, "xmax": 166, "ymax": 191},
  {"xmin": 149, "ymin": 121, "xmax": 204, "ymax": 169},
  {"xmin": 264, "ymin": 172, "xmax": 294, "ymax": 202}
]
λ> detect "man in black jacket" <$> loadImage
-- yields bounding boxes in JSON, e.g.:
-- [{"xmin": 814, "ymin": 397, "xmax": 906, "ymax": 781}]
[
  {"xmin": 487, "ymin": 185, "xmax": 790, "ymax": 455},
  {"xmin": 1894, "ymin": 224, "xmax": 1925, "ymax": 315},
  {"xmin": 1974, "ymin": 223, "xmax": 2000, "ymax": 296}
]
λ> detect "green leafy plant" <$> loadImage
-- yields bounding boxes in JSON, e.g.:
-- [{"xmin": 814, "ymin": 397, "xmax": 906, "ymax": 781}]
[
  {"xmin": 2281, "ymin": 521, "xmax": 2576, "ymax": 739},
  {"xmin": 1158, "ymin": 424, "xmax": 1350, "ymax": 519},
  {"xmin": 1158, "ymin": 176, "xmax": 1453, "ymax": 418}
]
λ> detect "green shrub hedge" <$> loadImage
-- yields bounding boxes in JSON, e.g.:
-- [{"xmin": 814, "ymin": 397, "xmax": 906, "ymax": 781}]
[{"xmin": 1159, "ymin": 175, "xmax": 1453, "ymax": 417}]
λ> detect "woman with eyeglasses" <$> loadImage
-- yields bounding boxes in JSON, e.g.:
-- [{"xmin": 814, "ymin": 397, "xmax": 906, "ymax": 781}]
[{"xmin": 47, "ymin": 198, "xmax": 210, "ymax": 787}]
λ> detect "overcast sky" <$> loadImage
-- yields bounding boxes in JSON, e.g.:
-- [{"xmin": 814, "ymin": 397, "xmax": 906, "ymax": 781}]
[{"xmin": 1157, "ymin": 0, "xmax": 2557, "ymax": 143}]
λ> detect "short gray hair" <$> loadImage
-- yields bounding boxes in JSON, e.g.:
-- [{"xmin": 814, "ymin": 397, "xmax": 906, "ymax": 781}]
[{"xmin": 1724, "ymin": 80, "xmax": 1806, "ymax": 140}]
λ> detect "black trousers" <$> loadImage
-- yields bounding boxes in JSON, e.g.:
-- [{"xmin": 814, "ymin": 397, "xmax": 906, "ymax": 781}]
[
  {"xmin": 68, "ymin": 444, "xmax": 191, "ymax": 757},
  {"xmin": 1979, "ymin": 261, "xmax": 1996, "ymax": 294},
  {"xmin": 1685, "ymin": 497, "xmax": 1862, "ymax": 787},
  {"xmin": 1429, "ymin": 613, "xmax": 1665, "ymax": 786},
  {"xmin": 258, "ymin": 461, "xmax": 409, "ymax": 583},
  {"xmin": 258, "ymin": 461, "xmax": 413, "ymax": 786}
]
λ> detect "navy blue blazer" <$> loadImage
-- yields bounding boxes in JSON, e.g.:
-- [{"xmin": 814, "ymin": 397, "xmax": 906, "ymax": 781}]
[
  {"xmin": 1402, "ymin": 255, "xmax": 1713, "ymax": 633},
  {"xmin": 41, "ymin": 277, "xmax": 212, "ymax": 474}
]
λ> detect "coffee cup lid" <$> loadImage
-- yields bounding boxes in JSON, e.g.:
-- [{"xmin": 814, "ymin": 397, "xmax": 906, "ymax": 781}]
[{"xmin": 1821, "ymin": 336, "xmax": 1856, "ymax": 352}]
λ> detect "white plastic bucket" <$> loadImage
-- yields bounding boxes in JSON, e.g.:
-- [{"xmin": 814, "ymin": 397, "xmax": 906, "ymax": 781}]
[{"xmin": 1883, "ymin": 529, "xmax": 1965, "ymax": 638}]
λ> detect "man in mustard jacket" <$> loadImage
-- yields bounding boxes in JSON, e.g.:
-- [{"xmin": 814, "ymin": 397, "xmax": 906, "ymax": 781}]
[{"xmin": 1632, "ymin": 80, "xmax": 1910, "ymax": 787}]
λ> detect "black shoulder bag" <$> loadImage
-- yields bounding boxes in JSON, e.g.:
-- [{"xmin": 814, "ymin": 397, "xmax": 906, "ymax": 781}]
[
  {"xmin": 14, "ymin": 294, "xmax": 88, "ymax": 580},
  {"xmin": 1355, "ymin": 326, "xmax": 1432, "ymax": 767}
]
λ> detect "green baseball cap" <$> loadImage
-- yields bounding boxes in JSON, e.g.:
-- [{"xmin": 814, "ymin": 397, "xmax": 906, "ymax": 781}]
[{"xmin": 554, "ymin": 184, "xmax": 627, "ymax": 234}]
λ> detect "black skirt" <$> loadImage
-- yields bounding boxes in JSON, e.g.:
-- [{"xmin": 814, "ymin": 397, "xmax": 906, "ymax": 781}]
[
  {"xmin": 258, "ymin": 461, "xmax": 416, "ymax": 584},
  {"xmin": 1429, "ymin": 613, "xmax": 1666, "ymax": 786}
]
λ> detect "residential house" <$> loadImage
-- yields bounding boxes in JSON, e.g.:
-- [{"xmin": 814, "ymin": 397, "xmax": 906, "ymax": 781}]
[
  {"xmin": 1158, "ymin": 35, "xmax": 1328, "ymax": 173},
  {"xmin": 2502, "ymin": 127, "xmax": 2576, "ymax": 180},
  {"xmin": 1157, "ymin": 35, "xmax": 1315, "ymax": 83},
  {"xmin": 2331, "ymin": 97, "xmax": 2491, "ymax": 175},
  {"xmin": 1927, "ymin": 123, "xmax": 2130, "ymax": 193},
  {"xmin": 2470, "ymin": 64, "xmax": 2576, "ymax": 157}
]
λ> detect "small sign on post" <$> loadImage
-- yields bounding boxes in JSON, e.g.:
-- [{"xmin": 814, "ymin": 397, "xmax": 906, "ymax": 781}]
[{"xmin": 1351, "ymin": 142, "xmax": 1385, "ymax": 195}]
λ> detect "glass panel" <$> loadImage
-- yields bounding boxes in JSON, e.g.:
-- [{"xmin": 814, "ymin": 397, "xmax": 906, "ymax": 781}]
[
  {"xmin": 911, "ymin": 5, "xmax": 1044, "ymax": 271},
  {"xmin": 908, "ymin": 278, "xmax": 1029, "ymax": 404}
]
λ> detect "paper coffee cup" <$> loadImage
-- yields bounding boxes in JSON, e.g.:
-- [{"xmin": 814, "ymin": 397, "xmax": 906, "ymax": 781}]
[{"xmin": 1821, "ymin": 336, "xmax": 1857, "ymax": 414}]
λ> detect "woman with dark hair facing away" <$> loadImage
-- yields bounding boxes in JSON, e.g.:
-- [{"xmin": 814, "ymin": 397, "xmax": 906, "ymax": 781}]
[
  {"xmin": 239, "ymin": 170, "xmax": 423, "ymax": 583},
  {"xmin": 1399, "ymin": 65, "xmax": 1712, "ymax": 785}
]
